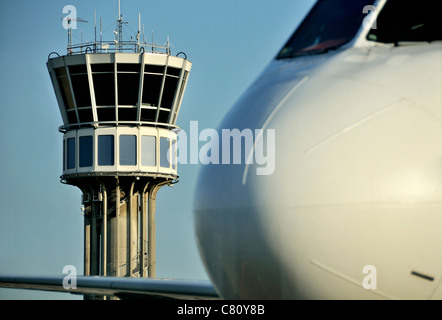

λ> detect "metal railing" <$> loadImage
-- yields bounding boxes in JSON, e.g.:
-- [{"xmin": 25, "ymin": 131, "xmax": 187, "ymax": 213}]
[
  {"xmin": 67, "ymin": 39, "xmax": 171, "ymax": 55},
  {"xmin": 58, "ymin": 120, "xmax": 180, "ymax": 133}
]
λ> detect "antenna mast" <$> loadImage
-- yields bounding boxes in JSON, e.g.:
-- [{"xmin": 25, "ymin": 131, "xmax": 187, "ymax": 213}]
[
  {"xmin": 94, "ymin": 10, "xmax": 97, "ymax": 49},
  {"xmin": 64, "ymin": 0, "xmax": 173, "ymax": 55},
  {"xmin": 137, "ymin": 13, "xmax": 141, "ymax": 52},
  {"xmin": 116, "ymin": 0, "xmax": 128, "ymax": 52},
  {"xmin": 67, "ymin": 17, "xmax": 88, "ymax": 54}
]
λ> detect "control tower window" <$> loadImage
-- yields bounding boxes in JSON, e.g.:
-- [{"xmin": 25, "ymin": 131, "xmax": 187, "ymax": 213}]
[
  {"xmin": 140, "ymin": 108, "xmax": 156, "ymax": 122},
  {"xmin": 92, "ymin": 64, "xmax": 115, "ymax": 106},
  {"xmin": 68, "ymin": 65, "xmax": 92, "ymax": 108},
  {"xmin": 171, "ymin": 71, "xmax": 189, "ymax": 122},
  {"xmin": 97, "ymin": 107, "xmax": 116, "ymax": 122},
  {"xmin": 120, "ymin": 135, "xmax": 137, "ymax": 166},
  {"xmin": 79, "ymin": 136, "xmax": 93, "ymax": 168},
  {"xmin": 158, "ymin": 110, "xmax": 170, "ymax": 123},
  {"xmin": 98, "ymin": 135, "xmax": 115, "ymax": 166},
  {"xmin": 160, "ymin": 71, "xmax": 180, "ymax": 110},
  {"xmin": 55, "ymin": 67, "xmax": 77, "ymax": 124},
  {"xmin": 116, "ymin": 63, "xmax": 140, "ymax": 124},
  {"xmin": 142, "ymin": 65, "xmax": 164, "ymax": 108},
  {"xmin": 141, "ymin": 136, "xmax": 156, "ymax": 167},
  {"xmin": 78, "ymin": 108, "xmax": 94, "ymax": 123},
  {"xmin": 367, "ymin": 0, "xmax": 442, "ymax": 43},
  {"xmin": 172, "ymin": 140, "xmax": 177, "ymax": 170},
  {"xmin": 118, "ymin": 107, "xmax": 137, "ymax": 121},
  {"xmin": 117, "ymin": 63, "xmax": 140, "ymax": 107},
  {"xmin": 160, "ymin": 137, "xmax": 170, "ymax": 168},
  {"xmin": 66, "ymin": 137, "xmax": 76, "ymax": 170},
  {"xmin": 277, "ymin": 0, "xmax": 375, "ymax": 59},
  {"xmin": 63, "ymin": 140, "xmax": 65, "ymax": 171}
]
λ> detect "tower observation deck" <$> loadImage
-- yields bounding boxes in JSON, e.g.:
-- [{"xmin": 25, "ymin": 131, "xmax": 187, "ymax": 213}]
[{"xmin": 46, "ymin": 9, "xmax": 191, "ymax": 285}]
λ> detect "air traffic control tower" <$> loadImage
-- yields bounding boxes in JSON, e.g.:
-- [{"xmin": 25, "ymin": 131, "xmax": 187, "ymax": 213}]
[{"xmin": 46, "ymin": 12, "xmax": 191, "ymax": 280}]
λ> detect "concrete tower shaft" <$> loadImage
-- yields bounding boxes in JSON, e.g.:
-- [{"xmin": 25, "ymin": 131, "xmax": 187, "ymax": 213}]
[{"xmin": 76, "ymin": 175, "xmax": 170, "ymax": 278}]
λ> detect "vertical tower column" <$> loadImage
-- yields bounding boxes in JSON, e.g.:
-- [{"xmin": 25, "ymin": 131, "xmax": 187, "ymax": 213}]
[
  {"xmin": 82, "ymin": 186, "xmax": 101, "ymax": 277},
  {"xmin": 147, "ymin": 181, "xmax": 170, "ymax": 278},
  {"xmin": 140, "ymin": 183, "xmax": 148, "ymax": 277},
  {"xmin": 84, "ymin": 197, "xmax": 91, "ymax": 276},
  {"xmin": 128, "ymin": 180, "xmax": 136, "ymax": 278},
  {"xmin": 148, "ymin": 187, "xmax": 156, "ymax": 278},
  {"xmin": 91, "ymin": 191, "xmax": 99, "ymax": 275},
  {"xmin": 101, "ymin": 184, "xmax": 108, "ymax": 276}
]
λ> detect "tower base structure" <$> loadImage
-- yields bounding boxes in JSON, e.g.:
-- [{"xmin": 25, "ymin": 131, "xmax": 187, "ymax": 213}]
[{"xmin": 67, "ymin": 175, "xmax": 173, "ymax": 279}]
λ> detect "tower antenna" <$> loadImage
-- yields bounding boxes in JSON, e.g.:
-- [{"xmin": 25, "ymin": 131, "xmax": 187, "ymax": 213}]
[
  {"xmin": 66, "ymin": 17, "xmax": 88, "ymax": 54},
  {"xmin": 115, "ymin": 0, "xmax": 128, "ymax": 52},
  {"xmin": 137, "ymin": 12, "xmax": 141, "ymax": 52},
  {"xmin": 94, "ymin": 10, "xmax": 97, "ymax": 50}
]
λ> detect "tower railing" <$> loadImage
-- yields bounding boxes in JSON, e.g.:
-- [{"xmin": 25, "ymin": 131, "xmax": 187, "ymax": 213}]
[
  {"xmin": 58, "ymin": 120, "xmax": 180, "ymax": 133},
  {"xmin": 67, "ymin": 39, "xmax": 171, "ymax": 55}
]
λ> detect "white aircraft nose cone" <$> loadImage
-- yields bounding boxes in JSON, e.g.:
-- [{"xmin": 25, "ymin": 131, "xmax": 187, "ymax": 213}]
[{"xmin": 194, "ymin": 45, "xmax": 442, "ymax": 299}]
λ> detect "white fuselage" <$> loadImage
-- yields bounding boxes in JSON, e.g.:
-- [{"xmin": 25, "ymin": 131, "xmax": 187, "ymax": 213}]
[{"xmin": 193, "ymin": 4, "xmax": 442, "ymax": 299}]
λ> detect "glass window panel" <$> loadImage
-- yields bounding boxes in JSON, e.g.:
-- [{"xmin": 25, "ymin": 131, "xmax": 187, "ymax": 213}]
[
  {"xmin": 93, "ymin": 73, "xmax": 115, "ymax": 106},
  {"xmin": 172, "ymin": 71, "xmax": 188, "ymax": 117},
  {"xmin": 142, "ymin": 74, "xmax": 162, "ymax": 106},
  {"xmin": 91, "ymin": 63, "xmax": 114, "ymax": 72},
  {"xmin": 118, "ymin": 108, "xmax": 137, "ymax": 121},
  {"xmin": 172, "ymin": 139, "xmax": 177, "ymax": 170},
  {"xmin": 97, "ymin": 107, "xmax": 116, "ymax": 121},
  {"xmin": 98, "ymin": 135, "xmax": 114, "ymax": 166},
  {"xmin": 367, "ymin": 0, "xmax": 442, "ymax": 43},
  {"xmin": 166, "ymin": 67, "xmax": 181, "ymax": 77},
  {"xmin": 67, "ymin": 137, "xmax": 76, "ymax": 169},
  {"xmin": 160, "ymin": 76, "xmax": 179, "ymax": 110},
  {"xmin": 79, "ymin": 136, "xmax": 93, "ymax": 167},
  {"xmin": 78, "ymin": 108, "xmax": 94, "ymax": 123},
  {"xmin": 70, "ymin": 74, "xmax": 92, "ymax": 107},
  {"xmin": 120, "ymin": 135, "xmax": 137, "ymax": 166},
  {"xmin": 141, "ymin": 136, "xmax": 156, "ymax": 166},
  {"xmin": 68, "ymin": 64, "xmax": 87, "ymax": 74},
  {"xmin": 56, "ymin": 75, "xmax": 75, "ymax": 110},
  {"xmin": 158, "ymin": 110, "xmax": 170, "ymax": 123},
  {"xmin": 160, "ymin": 137, "xmax": 170, "ymax": 168},
  {"xmin": 63, "ymin": 140, "xmax": 65, "ymax": 171},
  {"xmin": 118, "ymin": 63, "xmax": 141, "ymax": 72},
  {"xmin": 277, "ymin": 0, "xmax": 376, "ymax": 59},
  {"xmin": 144, "ymin": 65, "xmax": 164, "ymax": 74},
  {"xmin": 67, "ymin": 110, "xmax": 78, "ymax": 124},
  {"xmin": 118, "ymin": 73, "xmax": 140, "ymax": 105},
  {"xmin": 140, "ymin": 108, "xmax": 156, "ymax": 122}
]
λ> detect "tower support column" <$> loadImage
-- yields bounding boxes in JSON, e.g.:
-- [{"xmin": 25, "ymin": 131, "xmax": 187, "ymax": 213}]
[
  {"xmin": 140, "ymin": 183, "xmax": 149, "ymax": 277},
  {"xmin": 84, "ymin": 204, "xmax": 91, "ymax": 276},
  {"xmin": 148, "ymin": 188, "xmax": 156, "ymax": 278},
  {"xmin": 147, "ymin": 181, "xmax": 170, "ymax": 278}
]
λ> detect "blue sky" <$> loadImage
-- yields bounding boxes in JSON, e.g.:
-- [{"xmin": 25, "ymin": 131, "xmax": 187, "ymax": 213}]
[{"xmin": 0, "ymin": 0, "xmax": 315, "ymax": 299}]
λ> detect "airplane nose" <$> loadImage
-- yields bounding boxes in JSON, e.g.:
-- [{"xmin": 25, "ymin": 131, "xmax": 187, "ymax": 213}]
[{"xmin": 194, "ymin": 48, "xmax": 442, "ymax": 299}]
